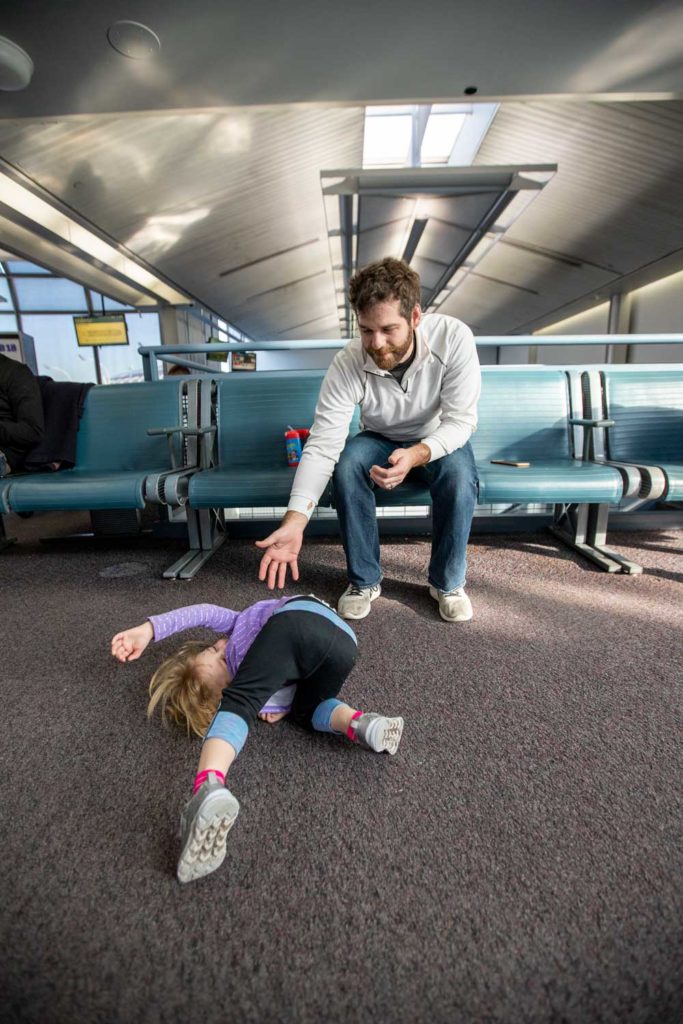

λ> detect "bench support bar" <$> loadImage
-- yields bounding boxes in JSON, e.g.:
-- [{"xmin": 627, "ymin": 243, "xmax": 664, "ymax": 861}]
[
  {"xmin": 549, "ymin": 502, "xmax": 643, "ymax": 574},
  {"xmin": 163, "ymin": 507, "xmax": 226, "ymax": 579}
]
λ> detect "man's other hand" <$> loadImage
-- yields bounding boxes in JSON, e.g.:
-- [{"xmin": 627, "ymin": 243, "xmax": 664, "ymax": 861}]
[
  {"xmin": 369, "ymin": 444, "xmax": 429, "ymax": 490},
  {"xmin": 255, "ymin": 511, "xmax": 307, "ymax": 589}
]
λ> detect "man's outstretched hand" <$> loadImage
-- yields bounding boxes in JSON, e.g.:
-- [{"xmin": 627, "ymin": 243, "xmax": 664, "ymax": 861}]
[{"xmin": 255, "ymin": 511, "xmax": 307, "ymax": 589}]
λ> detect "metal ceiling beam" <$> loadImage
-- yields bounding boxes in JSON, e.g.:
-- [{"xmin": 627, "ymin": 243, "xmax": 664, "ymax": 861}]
[
  {"xmin": 322, "ymin": 165, "xmax": 556, "ymax": 333},
  {"xmin": 422, "ymin": 190, "xmax": 515, "ymax": 306},
  {"xmin": 401, "ymin": 217, "xmax": 429, "ymax": 264}
]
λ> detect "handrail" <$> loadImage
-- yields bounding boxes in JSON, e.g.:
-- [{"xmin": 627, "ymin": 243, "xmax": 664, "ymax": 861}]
[{"xmin": 139, "ymin": 334, "xmax": 683, "ymax": 380}]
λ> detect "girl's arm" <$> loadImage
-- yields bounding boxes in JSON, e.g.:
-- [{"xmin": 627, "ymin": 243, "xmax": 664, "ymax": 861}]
[
  {"xmin": 111, "ymin": 605, "xmax": 238, "ymax": 662},
  {"xmin": 148, "ymin": 604, "xmax": 239, "ymax": 642}
]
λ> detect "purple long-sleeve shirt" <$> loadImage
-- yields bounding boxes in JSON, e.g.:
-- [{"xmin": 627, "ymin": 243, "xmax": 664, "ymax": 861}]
[{"xmin": 148, "ymin": 599, "xmax": 290, "ymax": 678}]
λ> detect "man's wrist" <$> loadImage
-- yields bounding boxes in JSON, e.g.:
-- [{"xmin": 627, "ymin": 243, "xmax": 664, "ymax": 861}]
[
  {"xmin": 409, "ymin": 442, "xmax": 431, "ymax": 468},
  {"xmin": 282, "ymin": 509, "xmax": 308, "ymax": 531}
]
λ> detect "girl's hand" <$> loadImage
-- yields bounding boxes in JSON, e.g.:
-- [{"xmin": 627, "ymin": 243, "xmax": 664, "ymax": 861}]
[{"xmin": 111, "ymin": 622, "xmax": 154, "ymax": 662}]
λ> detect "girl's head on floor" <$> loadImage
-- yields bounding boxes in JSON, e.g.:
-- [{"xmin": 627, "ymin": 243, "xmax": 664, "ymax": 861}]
[{"xmin": 147, "ymin": 638, "xmax": 230, "ymax": 738}]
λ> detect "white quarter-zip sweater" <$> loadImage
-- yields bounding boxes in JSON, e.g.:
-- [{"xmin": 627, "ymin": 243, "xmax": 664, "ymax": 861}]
[{"xmin": 288, "ymin": 313, "xmax": 481, "ymax": 519}]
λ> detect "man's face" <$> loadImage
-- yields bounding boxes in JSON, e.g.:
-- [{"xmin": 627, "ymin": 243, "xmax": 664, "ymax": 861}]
[{"xmin": 358, "ymin": 299, "xmax": 422, "ymax": 371}]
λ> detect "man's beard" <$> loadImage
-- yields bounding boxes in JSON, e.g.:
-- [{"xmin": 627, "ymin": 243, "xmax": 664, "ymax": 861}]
[{"xmin": 369, "ymin": 327, "xmax": 414, "ymax": 370}]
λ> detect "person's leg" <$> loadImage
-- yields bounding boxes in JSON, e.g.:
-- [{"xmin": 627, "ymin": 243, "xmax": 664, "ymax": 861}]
[
  {"xmin": 411, "ymin": 441, "xmax": 478, "ymax": 607},
  {"xmin": 283, "ymin": 606, "xmax": 404, "ymax": 755},
  {"xmin": 176, "ymin": 737, "xmax": 240, "ymax": 884},
  {"xmin": 318, "ymin": 700, "xmax": 404, "ymax": 755},
  {"xmin": 333, "ymin": 431, "xmax": 396, "ymax": 618},
  {"xmin": 333, "ymin": 431, "xmax": 396, "ymax": 588},
  {"xmin": 177, "ymin": 614, "xmax": 305, "ymax": 884},
  {"xmin": 286, "ymin": 612, "xmax": 359, "ymax": 729}
]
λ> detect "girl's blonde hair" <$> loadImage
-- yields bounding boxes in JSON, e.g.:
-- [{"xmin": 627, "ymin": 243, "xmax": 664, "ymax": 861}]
[{"xmin": 147, "ymin": 641, "xmax": 219, "ymax": 738}]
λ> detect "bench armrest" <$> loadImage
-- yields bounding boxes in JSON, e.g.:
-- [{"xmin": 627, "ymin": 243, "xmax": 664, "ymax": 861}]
[
  {"xmin": 147, "ymin": 426, "xmax": 215, "ymax": 437},
  {"xmin": 568, "ymin": 418, "xmax": 614, "ymax": 428},
  {"xmin": 568, "ymin": 418, "xmax": 614, "ymax": 461},
  {"xmin": 147, "ymin": 425, "xmax": 216, "ymax": 470}
]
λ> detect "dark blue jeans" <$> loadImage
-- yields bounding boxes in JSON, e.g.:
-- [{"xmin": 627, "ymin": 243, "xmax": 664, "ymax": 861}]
[{"xmin": 333, "ymin": 431, "xmax": 479, "ymax": 592}]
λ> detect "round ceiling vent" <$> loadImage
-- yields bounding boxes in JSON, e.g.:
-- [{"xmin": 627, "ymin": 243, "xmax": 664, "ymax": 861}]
[
  {"xmin": 0, "ymin": 35, "xmax": 34, "ymax": 91},
  {"xmin": 106, "ymin": 21, "xmax": 161, "ymax": 60}
]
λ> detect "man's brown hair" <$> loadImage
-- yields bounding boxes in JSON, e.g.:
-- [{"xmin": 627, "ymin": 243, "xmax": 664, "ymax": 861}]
[{"xmin": 348, "ymin": 257, "xmax": 421, "ymax": 322}]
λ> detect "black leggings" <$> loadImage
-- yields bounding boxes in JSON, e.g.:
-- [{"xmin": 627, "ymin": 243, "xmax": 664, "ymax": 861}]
[{"xmin": 217, "ymin": 599, "xmax": 358, "ymax": 731}]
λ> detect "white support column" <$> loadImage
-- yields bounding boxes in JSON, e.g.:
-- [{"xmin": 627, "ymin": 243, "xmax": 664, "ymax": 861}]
[
  {"xmin": 158, "ymin": 308, "xmax": 211, "ymax": 374},
  {"xmin": 607, "ymin": 293, "xmax": 632, "ymax": 364}
]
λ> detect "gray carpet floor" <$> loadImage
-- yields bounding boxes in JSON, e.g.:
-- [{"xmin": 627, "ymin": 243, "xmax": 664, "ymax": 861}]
[{"xmin": 0, "ymin": 511, "xmax": 681, "ymax": 1024}]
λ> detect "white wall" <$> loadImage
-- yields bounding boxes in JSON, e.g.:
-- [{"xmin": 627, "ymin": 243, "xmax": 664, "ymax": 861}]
[
  {"xmin": 629, "ymin": 271, "xmax": 683, "ymax": 362},
  {"xmin": 159, "ymin": 307, "xmax": 213, "ymax": 372},
  {"xmin": 256, "ymin": 348, "xmax": 339, "ymax": 372},
  {"xmin": 531, "ymin": 303, "xmax": 610, "ymax": 364}
]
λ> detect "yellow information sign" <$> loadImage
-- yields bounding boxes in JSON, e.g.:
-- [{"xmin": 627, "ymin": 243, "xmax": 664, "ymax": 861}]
[{"xmin": 74, "ymin": 315, "xmax": 129, "ymax": 347}]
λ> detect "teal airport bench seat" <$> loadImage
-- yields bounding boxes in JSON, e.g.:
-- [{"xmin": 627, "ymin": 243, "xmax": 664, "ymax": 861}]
[
  {"xmin": 582, "ymin": 366, "xmax": 683, "ymax": 503},
  {"xmin": 0, "ymin": 380, "xmax": 199, "ymax": 566},
  {"xmin": 165, "ymin": 372, "xmax": 338, "ymax": 578},
  {"xmin": 167, "ymin": 367, "xmax": 628, "ymax": 578},
  {"xmin": 376, "ymin": 367, "xmax": 628, "ymax": 573}
]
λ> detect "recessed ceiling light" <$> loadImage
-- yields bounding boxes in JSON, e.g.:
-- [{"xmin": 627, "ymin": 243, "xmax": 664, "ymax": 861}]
[
  {"xmin": 106, "ymin": 21, "xmax": 161, "ymax": 61},
  {"xmin": 0, "ymin": 35, "xmax": 34, "ymax": 91}
]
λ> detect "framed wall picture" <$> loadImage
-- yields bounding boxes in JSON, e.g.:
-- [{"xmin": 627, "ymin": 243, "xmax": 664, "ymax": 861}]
[{"xmin": 231, "ymin": 350, "xmax": 257, "ymax": 372}]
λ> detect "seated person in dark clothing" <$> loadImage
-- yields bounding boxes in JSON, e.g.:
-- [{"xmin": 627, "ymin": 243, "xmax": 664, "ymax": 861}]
[{"xmin": 0, "ymin": 353, "xmax": 44, "ymax": 477}]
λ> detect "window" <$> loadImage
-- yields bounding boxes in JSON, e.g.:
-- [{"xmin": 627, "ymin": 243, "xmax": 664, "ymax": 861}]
[
  {"xmin": 420, "ymin": 108, "xmax": 467, "ymax": 164},
  {"xmin": 362, "ymin": 103, "xmax": 498, "ymax": 169},
  {"xmin": 98, "ymin": 313, "xmax": 161, "ymax": 383},
  {"xmin": 22, "ymin": 314, "xmax": 97, "ymax": 383},
  {"xmin": 14, "ymin": 277, "xmax": 87, "ymax": 312},
  {"xmin": 363, "ymin": 106, "xmax": 415, "ymax": 167},
  {"xmin": 0, "ymin": 313, "xmax": 19, "ymax": 332}
]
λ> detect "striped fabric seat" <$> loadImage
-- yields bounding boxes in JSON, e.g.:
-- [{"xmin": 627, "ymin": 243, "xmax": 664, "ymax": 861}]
[
  {"xmin": 5, "ymin": 380, "xmax": 188, "ymax": 512},
  {"xmin": 189, "ymin": 371, "xmax": 347, "ymax": 509},
  {"xmin": 602, "ymin": 369, "xmax": 683, "ymax": 500},
  {"xmin": 188, "ymin": 367, "xmax": 623, "ymax": 511}
]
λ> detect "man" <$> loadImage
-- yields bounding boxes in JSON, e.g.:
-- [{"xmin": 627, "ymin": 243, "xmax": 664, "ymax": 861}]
[
  {"xmin": 256, "ymin": 257, "xmax": 480, "ymax": 623},
  {"xmin": 0, "ymin": 352, "xmax": 44, "ymax": 478}
]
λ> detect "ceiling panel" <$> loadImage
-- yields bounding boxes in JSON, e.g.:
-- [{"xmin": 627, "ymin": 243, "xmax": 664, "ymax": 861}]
[
  {"xmin": 0, "ymin": 107, "xmax": 365, "ymax": 337},
  {"xmin": 467, "ymin": 99, "xmax": 683, "ymax": 329},
  {"xmin": 0, "ymin": 97, "xmax": 682, "ymax": 338},
  {"xmin": 2, "ymin": 1, "xmax": 683, "ymax": 119}
]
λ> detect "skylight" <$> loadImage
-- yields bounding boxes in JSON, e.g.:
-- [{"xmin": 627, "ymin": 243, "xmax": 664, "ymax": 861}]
[
  {"xmin": 362, "ymin": 107, "xmax": 414, "ymax": 167},
  {"xmin": 420, "ymin": 108, "xmax": 467, "ymax": 164},
  {"xmin": 362, "ymin": 103, "xmax": 498, "ymax": 169}
]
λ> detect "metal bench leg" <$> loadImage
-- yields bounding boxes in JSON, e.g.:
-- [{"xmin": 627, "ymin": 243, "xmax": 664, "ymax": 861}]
[
  {"xmin": 1, "ymin": 515, "xmax": 16, "ymax": 552},
  {"xmin": 163, "ymin": 507, "xmax": 226, "ymax": 579},
  {"xmin": 548, "ymin": 503, "xmax": 623, "ymax": 573},
  {"xmin": 585, "ymin": 503, "xmax": 643, "ymax": 575}
]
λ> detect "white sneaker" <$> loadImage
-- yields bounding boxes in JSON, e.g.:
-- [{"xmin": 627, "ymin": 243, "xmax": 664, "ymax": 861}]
[
  {"xmin": 350, "ymin": 712, "xmax": 404, "ymax": 755},
  {"xmin": 337, "ymin": 583, "xmax": 381, "ymax": 620},
  {"xmin": 429, "ymin": 585, "xmax": 473, "ymax": 623}
]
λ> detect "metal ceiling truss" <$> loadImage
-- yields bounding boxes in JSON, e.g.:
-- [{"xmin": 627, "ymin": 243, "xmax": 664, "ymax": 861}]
[{"xmin": 322, "ymin": 165, "xmax": 556, "ymax": 334}]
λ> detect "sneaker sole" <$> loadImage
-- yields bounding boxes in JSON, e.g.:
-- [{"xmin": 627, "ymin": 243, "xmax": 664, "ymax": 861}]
[
  {"xmin": 428, "ymin": 586, "xmax": 473, "ymax": 623},
  {"xmin": 374, "ymin": 716, "xmax": 404, "ymax": 755},
  {"xmin": 337, "ymin": 586, "xmax": 381, "ymax": 620},
  {"xmin": 177, "ymin": 788, "xmax": 240, "ymax": 884}
]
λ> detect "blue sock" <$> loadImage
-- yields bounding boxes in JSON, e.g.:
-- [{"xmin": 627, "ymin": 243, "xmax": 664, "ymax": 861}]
[
  {"xmin": 311, "ymin": 698, "xmax": 344, "ymax": 734},
  {"xmin": 204, "ymin": 710, "xmax": 249, "ymax": 755}
]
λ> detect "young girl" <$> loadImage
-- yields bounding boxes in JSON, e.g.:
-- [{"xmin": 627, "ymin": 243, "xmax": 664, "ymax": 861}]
[{"xmin": 111, "ymin": 595, "xmax": 404, "ymax": 884}]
